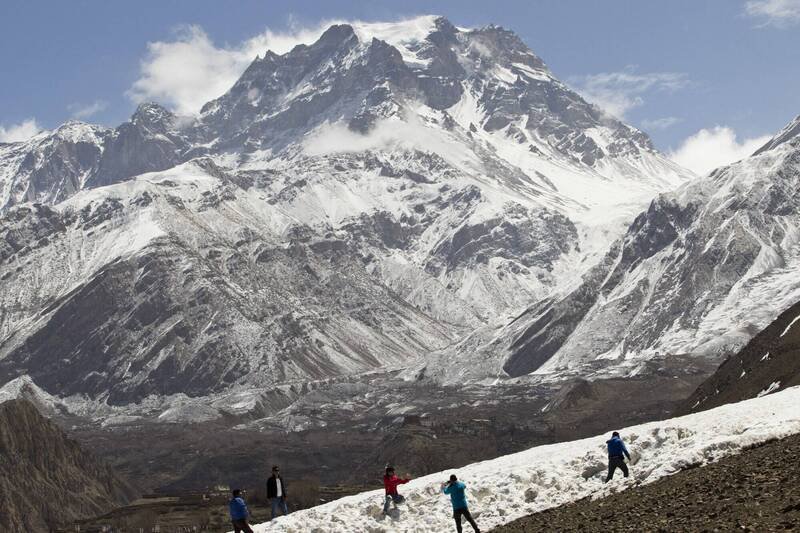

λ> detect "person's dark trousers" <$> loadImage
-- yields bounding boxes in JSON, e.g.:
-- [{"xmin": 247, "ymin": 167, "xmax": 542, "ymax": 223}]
[
  {"xmin": 383, "ymin": 494, "xmax": 405, "ymax": 513},
  {"xmin": 605, "ymin": 455, "xmax": 629, "ymax": 482},
  {"xmin": 231, "ymin": 519, "xmax": 254, "ymax": 533},
  {"xmin": 453, "ymin": 507, "xmax": 480, "ymax": 533}
]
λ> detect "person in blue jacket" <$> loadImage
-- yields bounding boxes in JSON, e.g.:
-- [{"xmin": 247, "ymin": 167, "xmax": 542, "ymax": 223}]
[
  {"xmin": 605, "ymin": 431, "xmax": 632, "ymax": 482},
  {"xmin": 229, "ymin": 488, "xmax": 254, "ymax": 533},
  {"xmin": 442, "ymin": 474, "xmax": 480, "ymax": 533}
]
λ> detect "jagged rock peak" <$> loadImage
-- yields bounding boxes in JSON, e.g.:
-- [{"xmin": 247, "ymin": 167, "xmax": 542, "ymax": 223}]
[{"xmin": 131, "ymin": 102, "xmax": 176, "ymax": 128}]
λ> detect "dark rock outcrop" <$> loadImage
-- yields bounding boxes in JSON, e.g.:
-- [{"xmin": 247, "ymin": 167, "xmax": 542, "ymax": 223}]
[
  {"xmin": 678, "ymin": 299, "xmax": 800, "ymax": 415},
  {"xmin": 0, "ymin": 399, "xmax": 137, "ymax": 532}
]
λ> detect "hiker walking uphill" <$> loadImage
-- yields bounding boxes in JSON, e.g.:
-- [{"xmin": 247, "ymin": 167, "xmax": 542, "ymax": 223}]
[
  {"xmin": 383, "ymin": 466, "xmax": 411, "ymax": 514},
  {"xmin": 229, "ymin": 489, "xmax": 254, "ymax": 533},
  {"xmin": 267, "ymin": 465, "xmax": 290, "ymax": 519},
  {"xmin": 605, "ymin": 431, "xmax": 632, "ymax": 482},
  {"xmin": 442, "ymin": 474, "xmax": 480, "ymax": 533}
]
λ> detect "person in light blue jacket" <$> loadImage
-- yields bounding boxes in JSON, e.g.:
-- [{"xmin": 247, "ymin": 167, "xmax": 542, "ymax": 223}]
[
  {"xmin": 442, "ymin": 474, "xmax": 480, "ymax": 533},
  {"xmin": 605, "ymin": 431, "xmax": 632, "ymax": 482}
]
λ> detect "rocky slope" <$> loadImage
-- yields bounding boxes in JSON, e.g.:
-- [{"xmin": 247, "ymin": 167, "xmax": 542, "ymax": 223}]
[
  {"xmin": 0, "ymin": 16, "xmax": 692, "ymax": 410},
  {"xmin": 0, "ymin": 399, "xmax": 137, "ymax": 532},
  {"xmin": 678, "ymin": 298, "xmax": 800, "ymax": 414},
  {"xmin": 493, "ymin": 432, "xmax": 800, "ymax": 532}
]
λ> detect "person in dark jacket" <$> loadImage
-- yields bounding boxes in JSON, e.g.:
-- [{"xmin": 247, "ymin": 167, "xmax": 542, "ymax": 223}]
[
  {"xmin": 442, "ymin": 474, "xmax": 480, "ymax": 533},
  {"xmin": 266, "ymin": 465, "xmax": 289, "ymax": 519},
  {"xmin": 229, "ymin": 489, "xmax": 254, "ymax": 533},
  {"xmin": 605, "ymin": 431, "xmax": 631, "ymax": 482},
  {"xmin": 383, "ymin": 465, "xmax": 411, "ymax": 514}
]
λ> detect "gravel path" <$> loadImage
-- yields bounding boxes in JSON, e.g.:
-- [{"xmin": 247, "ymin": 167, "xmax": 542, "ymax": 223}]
[{"xmin": 493, "ymin": 433, "xmax": 800, "ymax": 532}]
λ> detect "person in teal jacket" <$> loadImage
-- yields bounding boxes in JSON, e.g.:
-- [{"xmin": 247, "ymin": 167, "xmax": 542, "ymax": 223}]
[{"xmin": 442, "ymin": 474, "xmax": 480, "ymax": 533}]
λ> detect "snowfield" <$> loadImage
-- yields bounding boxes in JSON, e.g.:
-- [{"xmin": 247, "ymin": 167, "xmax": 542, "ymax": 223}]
[{"xmin": 245, "ymin": 386, "xmax": 800, "ymax": 532}]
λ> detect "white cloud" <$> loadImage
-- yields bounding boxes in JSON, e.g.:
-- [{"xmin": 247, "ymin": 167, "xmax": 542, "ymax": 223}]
[
  {"xmin": 127, "ymin": 21, "xmax": 335, "ymax": 115},
  {"xmin": 573, "ymin": 68, "xmax": 688, "ymax": 119},
  {"xmin": 0, "ymin": 118, "xmax": 42, "ymax": 143},
  {"xmin": 640, "ymin": 117, "xmax": 682, "ymax": 131},
  {"xmin": 745, "ymin": 0, "xmax": 800, "ymax": 27},
  {"xmin": 303, "ymin": 112, "xmax": 469, "ymax": 162},
  {"xmin": 67, "ymin": 100, "xmax": 108, "ymax": 120},
  {"xmin": 669, "ymin": 126, "xmax": 771, "ymax": 175}
]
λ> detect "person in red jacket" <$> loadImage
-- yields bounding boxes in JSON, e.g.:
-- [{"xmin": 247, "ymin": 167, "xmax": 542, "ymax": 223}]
[{"xmin": 382, "ymin": 465, "xmax": 411, "ymax": 514}]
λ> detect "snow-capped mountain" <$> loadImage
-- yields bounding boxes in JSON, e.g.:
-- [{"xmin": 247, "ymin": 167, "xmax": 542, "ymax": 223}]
[
  {"xmin": 464, "ymin": 113, "xmax": 800, "ymax": 382},
  {"xmin": 0, "ymin": 104, "xmax": 205, "ymax": 211},
  {"xmin": 0, "ymin": 122, "xmax": 109, "ymax": 209},
  {"xmin": 0, "ymin": 16, "xmax": 693, "ymax": 406}
]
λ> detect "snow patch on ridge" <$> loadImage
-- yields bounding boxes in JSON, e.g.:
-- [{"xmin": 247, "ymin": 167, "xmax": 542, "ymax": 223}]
[
  {"xmin": 0, "ymin": 375, "xmax": 68, "ymax": 416},
  {"xmin": 351, "ymin": 16, "xmax": 440, "ymax": 67},
  {"xmin": 780, "ymin": 314, "xmax": 800, "ymax": 337}
]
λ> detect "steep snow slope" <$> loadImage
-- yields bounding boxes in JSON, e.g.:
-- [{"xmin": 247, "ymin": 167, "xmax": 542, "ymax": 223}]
[
  {"xmin": 495, "ymin": 432, "xmax": 800, "ymax": 531},
  {"xmin": 245, "ymin": 385, "xmax": 800, "ymax": 532},
  {"xmin": 435, "ymin": 114, "xmax": 800, "ymax": 383}
]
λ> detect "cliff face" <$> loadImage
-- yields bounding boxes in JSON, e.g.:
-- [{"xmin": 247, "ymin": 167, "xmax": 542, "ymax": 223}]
[{"xmin": 0, "ymin": 399, "xmax": 137, "ymax": 532}]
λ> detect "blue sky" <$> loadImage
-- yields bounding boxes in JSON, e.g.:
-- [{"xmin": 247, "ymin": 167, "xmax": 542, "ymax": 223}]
[{"xmin": 2, "ymin": 0, "xmax": 799, "ymax": 173}]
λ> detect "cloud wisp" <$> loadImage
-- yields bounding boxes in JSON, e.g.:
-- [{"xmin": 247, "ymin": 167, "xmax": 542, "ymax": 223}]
[
  {"xmin": 127, "ymin": 21, "xmax": 336, "ymax": 115},
  {"xmin": 669, "ymin": 126, "xmax": 771, "ymax": 176},
  {"xmin": 68, "ymin": 100, "xmax": 108, "ymax": 120},
  {"xmin": 0, "ymin": 119, "xmax": 42, "ymax": 143},
  {"xmin": 572, "ymin": 68, "xmax": 689, "ymax": 120},
  {"xmin": 303, "ymin": 113, "xmax": 464, "ymax": 159},
  {"xmin": 640, "ymin": 117, "xmax": 682, "ymax": 131},
  {"xmin": 745, "ymin": 0, "xmax": 800, "ymax": 27}
]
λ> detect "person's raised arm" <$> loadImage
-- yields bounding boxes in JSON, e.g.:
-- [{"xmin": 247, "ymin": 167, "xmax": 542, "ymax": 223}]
[{"xmin": 623, "ymin": 442, "xmax": 631, "ymax": 461}]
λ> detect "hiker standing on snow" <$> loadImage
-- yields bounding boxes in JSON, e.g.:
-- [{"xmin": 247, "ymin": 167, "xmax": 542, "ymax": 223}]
[
  {"xmin": 442, "ymin": 474, "xmax": 480, "ymax": 533},
  {"xmin": 383, "ymin": 465, "xmax": 411, "ymax": 514},
  {"xmin": 229, "ymin": 488, "xmax": 254, "ymax": 533},
  {"xmin": 605, "ymin": 431, "xmax": 631, "ymax": 482},
  {"xmin": 267, "ymin": 465, "xmax": 290, "ymax": 519}
]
